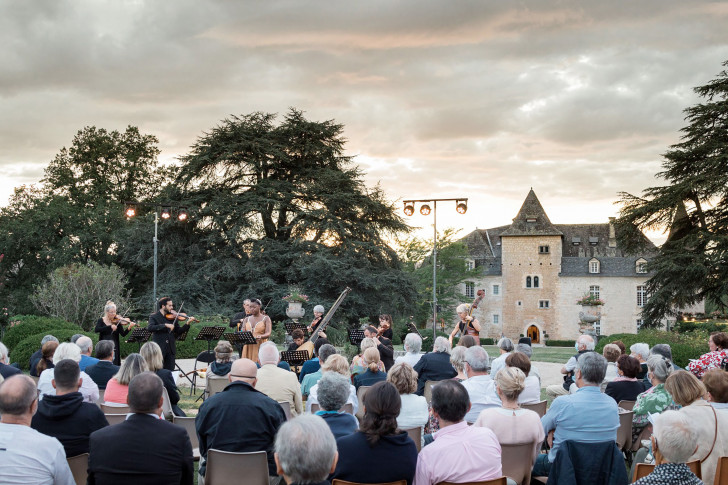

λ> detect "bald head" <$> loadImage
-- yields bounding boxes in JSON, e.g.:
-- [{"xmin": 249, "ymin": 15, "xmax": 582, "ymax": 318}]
[
  {"xmin": 0, "ymin": 375, "xmax": 38, "ymax": 421},
  {"xmin": 230, "ymin": 358, "xmax": 258, "ymax": 384}
]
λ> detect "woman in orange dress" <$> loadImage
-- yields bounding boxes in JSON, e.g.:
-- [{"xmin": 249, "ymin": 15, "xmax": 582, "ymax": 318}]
[{"xmin": 241, "ymin": 298, "xmax": 272, "ymax": 363}]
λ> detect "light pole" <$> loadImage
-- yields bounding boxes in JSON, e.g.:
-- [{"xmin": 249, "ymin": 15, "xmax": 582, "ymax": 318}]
[{"xmin": 403, "ymin": 198, "xmax": 468, "ymax": 342}]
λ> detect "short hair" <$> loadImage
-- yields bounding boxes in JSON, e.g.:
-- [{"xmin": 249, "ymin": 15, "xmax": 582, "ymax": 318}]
[
  {"xmin": 611, "ymin": 340, "xmax": 627, "ymax": 354},
  {"xmin": 115, "ymin": 353, "xmax": 148, "ymax": 385},
  {"xmin": 495, "ymin": 366, "xmax": 526, "ymax": 401},
  {"xmin": 95, "ymin": 340, "xmax": 114, "ymax": 360},
  {"xmin": 321, "ymin": 354, "xmax": 349, "ymax": 377},
  {"xmin": 318, "ymin": 344, "xmax": 337, "ymax": 364},
  {"xmin": 710, "ymin": 332, "xmax": 728, "ymax": 349},
  {"xmin": 71, "ymin": 334, "xmax": 84, "ymax": 344},
  {"xmin": 456, "ymin": 304, "xmax": 469, "ymax": 314},
  {"xmin": 617, "ymin": 354, "xmax": 641, "ymax": 379},
  {"xmin": 157, "ymin": 297, "xmax": 172, "ymax": 310},
  {"xmin": 506, "ymin": 351, "xmax": 531, "ymax": 376},
  {"xmin": 665, "ymin": 370, "xmax": 706, "ymax": 407},
  {"xmin": 576, "ymin": 352, "xmax": 607, "ymax": 385},
  {"xmin": 515, "ymin": 343, "xmax": 532, "ymax": 358},
  {"xmin": 53, "ymin": 342, "xmax": 81, "ymax": 364},
  {"xmin": 76, "ymin": 336, "xmax": 93, "ymax": 353},
  {"xmin": 363, "ymin": 347, "xmax": 381, "ymax": 372},
  {"xmin": 450, "ymin": 346, "xmax": 467, "ymax": 371},
  {"xmin": 214, "ymin": 340, "xmax": 234, "ymax": 363},
  {"xmin": 0, "ymin": 342, "xmax": 8, "ymax": 361},
  {"xmin": 458, "ymin": 335, "xmax": 477, "ymax": 348},
  {"xmin": 702, "ymin": 369, "xmax": 728, "ymax": 403},
  {"xmin": 360, "ymin": 381, "xmax": 400, "ymax": 445},
  {"xmin": 313, "ymin": 305, "xmax": 325, "ymax": 314},
  {"xmin": 464, "ymin": 346, "xmax": 489, "ymax": 372},
  {"xmin": 498, "ymin": 337, "xmax": 514, "ymax": 352},
  {"xmin": 653, "ymin": 410, "xmax": 699, "ymax": 463},
  {"xmin": 577, "ymin": 334, "xmax": 595, "ymax": 351},
  {"xmin": 127, "ymin": 372, "xmax": 164, "ymax": 414},
  {"xmin": 387, "ymin": 362, "xmax": 418, "ymax": 394},
  {"xmin": 433, "ymin": 336, "xmax": 451, "ymax": 354},
  {"xmin": 365, "ymin": 326, "xmax": 378, "ymax": 335},
  {"xmin": 602, "ymin": 344, "xmax": 621, "ymax": 363},
  {"xmin": 432, "ymin": 380, "xmax": 469, "ymax": 422},
  {"xmin": 275, "ymin": 415, "xmax": 337, "ymax": 483},
  {"xmin": 314, "ymin": 338, "xmax": 330, "ymax": 357},
  {"xmin": 650, "ymin": 344, "xmax": 673, "ymax": 362},
  {"xmin": 258, "ymin": 341, "xmax": 280, "ymax": 364},
  {"xmin": 104, "ymin": 300, "xmax": 116, "ymax": 313},
  {"xmin": 403, "ymin": 333, "xmax": 422, "ymax": 353},
  {"xmin": 0, "ymin": 375, "xmax": 38, "ymax": 416},
  {"xmin": 360, "ymin": 337, "xmax": 377, "ymax": 353},
  {"xmin": 140, "ymin": 341, "xmax": 164, "ymax": 372},
  {"xmin": 53, "ymin": 359, "xmax": 81, "ymax": 391},
  {"xmin": 630, "ymin": 343, "xmax": 650, "ymax": 361},
  {"xmin": 317, "ymin": 373, "xmax": 350, "ymax": 411},
  {"xmin": 291, "ymin": 329, "xmax": 304, "ymax": 340},
  {"xmin": 41, "ymin": 335, "xmax": 59, "ymax": 346},
  {"xmin": 646, "ymin": 354, "xmax": 673, "ymax": 383}
]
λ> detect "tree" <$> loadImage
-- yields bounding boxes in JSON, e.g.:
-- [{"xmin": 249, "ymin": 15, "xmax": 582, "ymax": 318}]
[{"xmin": 616, "ymin": 60, "xmax": 728, "ymax": 326}]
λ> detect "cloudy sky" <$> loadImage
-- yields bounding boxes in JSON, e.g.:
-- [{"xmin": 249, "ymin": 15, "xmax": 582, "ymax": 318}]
[{"xmin": 2, "ymin": 1, "xmax": 727, "ymax": 243}]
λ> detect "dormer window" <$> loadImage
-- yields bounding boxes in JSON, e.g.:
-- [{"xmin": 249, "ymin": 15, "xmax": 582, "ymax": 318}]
[
  {"xmin": 572, "ymin": 237, "xmax": 581, "ymax": 246},
  {"xmin": 465, "ymin": 260, "xmax": 475, "ymax": 271},
  {"xmin": 589, "ymin": 258, "xmax": 600, "ymax": 274},
  {"xmin": 636, "ymin": 258, "xmax": 648, "ymax": 274},
  {"xmin": 589, "ymin": 237, "xmax": 599, "ymax": 246}
]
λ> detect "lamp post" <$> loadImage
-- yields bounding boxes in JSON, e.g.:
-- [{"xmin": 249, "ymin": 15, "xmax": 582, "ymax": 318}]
[{"xmin": 403, "ymin": 198, "xmax": 468, "ymax": 342}]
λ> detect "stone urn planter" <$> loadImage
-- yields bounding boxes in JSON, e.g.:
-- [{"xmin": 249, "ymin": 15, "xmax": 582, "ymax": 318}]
[
  {"xmin": 286, "ymin": 302, "xmax": 305, "ymax": 323},
  {"xmin": 578, "ymin": 305, "xmax": 601, "ymax": 334}
]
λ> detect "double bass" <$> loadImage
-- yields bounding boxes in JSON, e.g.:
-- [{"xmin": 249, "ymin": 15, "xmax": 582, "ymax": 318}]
[
  {"xmin": 459, "ymin": 289, "xmax": 485, "ymax": 338},
  {"xmin": 297, "ymin": 287, "xmax": 352, "ymax": 360}
]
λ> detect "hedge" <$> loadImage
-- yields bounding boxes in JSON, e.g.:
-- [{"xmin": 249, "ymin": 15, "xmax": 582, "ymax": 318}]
[
  {"xmin": 3, "ymin": 315, "xmax": 81, "ymax": 350},
  {"xmin": 595, "ymin": 329, "xmax": 710, "ymax": 368},
  {"xmin": 546, "ymin": 340, "xmax": 577, "ymax": 347},
  {"xmin": 10, "ymin": 329, "xmax": 97, "ymax": 370}
]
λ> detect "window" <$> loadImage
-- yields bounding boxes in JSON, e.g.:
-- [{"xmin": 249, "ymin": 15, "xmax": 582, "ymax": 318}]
[
  {"xmin": 517, "ymin": 301, "xmax": 522, "ymax": 307},
  {"xmin": 589, "ymin": 258, "xmax": 600, "ymax": 274},
  {"xmin": 526, "ymin": 276, "xmax": 532, "ymax": 288},
  {"xmin": 466, "ymin": 260, "xmax": 475, "ymax": 271},
  {"xmin": 594, "ymin": 321, "xmax": 602, "ymax": 335},
  {"xmin": 492, "ymin": 284, "xmax": 500, "ymax": 296},
  {"xmin": 636, "ymin": 319, "xmax": 644, "ymax": 331},
  {"xmin": 539, "ymin": 300, "xmax": 550, "ymax": 309},
  {"xmin": 533, "ymin": 276, "xmax": 540, "ymax": 288},
  {"xmin": 637, "ymin": 285, "xmax": 647, "ymax": 307},
  {"xmin": 636, "ymin": 258, "xmax": 647, "ymax": 274},
  {"xmin": 464, "ymin": 282, "xmax": 475, "ymax": 298},
  {"xmin": 539, "ymin": 245, "xmax": 549, "ymax": 254},
  {"xmin": 492, "ymin": 314, "xmax": 499, "ymax": 325},
  {"xmin": 589, "ymin": 285, "xmax": 600, "ymax": 299}
]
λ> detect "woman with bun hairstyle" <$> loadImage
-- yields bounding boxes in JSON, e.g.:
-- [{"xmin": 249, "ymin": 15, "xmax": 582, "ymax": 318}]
[{"xmin": 353, "ymin": 347, "xmax": 387, "ymax": 391}]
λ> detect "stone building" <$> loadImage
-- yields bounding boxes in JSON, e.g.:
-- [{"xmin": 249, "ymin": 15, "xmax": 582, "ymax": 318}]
[{"xmin": 458, "ymin": 189, "xmax": 698, "ymax": 342}]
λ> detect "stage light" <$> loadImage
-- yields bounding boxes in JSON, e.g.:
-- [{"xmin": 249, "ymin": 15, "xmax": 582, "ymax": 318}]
[
  {"xmin": 420, "ymin": 204, "xmax": 431, "ymax": 216},
  {"xmin": 124, "ymin": 204, "xmax": 136, "ymax": 218},
  {"xmin": 456, "ymin": 201, "xmax": 468, "ymax": 214},
  {"xmin": 161, "ymin": 207, "xmax": 171, "ymax": 219},
  {"xmin": 403, "ymin": 203, "xmax": 415, "ymax": 216},
  {"xmin": 177, "ymin": 208, "xmax": 188, "ymax": 221}
]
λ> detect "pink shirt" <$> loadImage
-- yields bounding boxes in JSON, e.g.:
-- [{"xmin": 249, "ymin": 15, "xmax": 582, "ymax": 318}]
[
  {"xmin": 414, "ymin": 421, "xmax": 501, "ymax": 485},
  {"xmin": 103, "ymin": 378, "xmax": 129, "ymax": 404}
]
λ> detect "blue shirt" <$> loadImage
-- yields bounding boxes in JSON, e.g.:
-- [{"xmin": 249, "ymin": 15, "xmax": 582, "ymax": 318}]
[
  {"xmin": 542, "ymin": 385, "xmax": 618, "ymax": 462},
  {"xmin": 79, "ymin": 354, "xmax": 99, "ymax": 371},
  {"xmin": 299, "ymin": 358, "xmax": 320, "ymax": 383}
]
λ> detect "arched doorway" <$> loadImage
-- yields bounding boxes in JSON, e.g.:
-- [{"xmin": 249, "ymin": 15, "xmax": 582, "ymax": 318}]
[{"xmin": 527, "ymin": 325, "xmax": 540, "ymax": 344}]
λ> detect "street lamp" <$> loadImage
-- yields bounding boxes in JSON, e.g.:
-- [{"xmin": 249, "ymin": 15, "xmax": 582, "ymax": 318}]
[{"xmin": 403, "ymin": 198, "xmax": 468, "ymax": 342}]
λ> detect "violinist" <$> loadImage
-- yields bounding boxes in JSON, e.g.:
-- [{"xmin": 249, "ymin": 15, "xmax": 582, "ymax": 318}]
[
  {"xmin": 229, "ymin": 299, "xmax": 251, "ymax": 329},
  {"xmin": 448, "ymin": 303, "xmax": 482, "ymax": 346},
  {"xmin": 377, "ymin": 314, "xmax": 394, "ymax": 340},
  {"xmin": 240, "ymin": 298, "xmax": 272, "ymax": 363},
  {"xmin": 94, "ymin": 300, "xmax": 136, "ymax": 366},
  {"xmin": 147, "ymin": 297, "xmax": 196, "ymax": 371},
  {"xmin": 307, "ymin": 305, "xmax": 327, "ymax": 339}
]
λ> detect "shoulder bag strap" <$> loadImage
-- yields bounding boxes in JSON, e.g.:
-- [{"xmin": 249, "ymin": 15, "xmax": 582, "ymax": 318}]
[{"xmin": 699, "ymin": 405, "xmax": 718, "ymax": 463}]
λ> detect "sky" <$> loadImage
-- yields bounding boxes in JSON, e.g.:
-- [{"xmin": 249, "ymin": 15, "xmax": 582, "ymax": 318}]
[{"xmin": 1, "ymin": 1, "xmax": 727, "ymax": 244}]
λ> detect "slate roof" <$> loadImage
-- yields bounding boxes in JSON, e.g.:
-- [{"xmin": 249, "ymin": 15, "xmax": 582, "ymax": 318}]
[{"xmin": 500, "ymin": 189, "xmax": 563, "ymax": 237}]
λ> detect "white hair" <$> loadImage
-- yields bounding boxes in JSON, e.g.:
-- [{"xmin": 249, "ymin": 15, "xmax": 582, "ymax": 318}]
[
  {"xmin": 577, "ymin": 334, "xmax": 595, "ymax": 351},
  {"xmin": 647, "ymin": 354, "xmax": 673, "ymax": 382},
  {"xmin": 576, "ymin": 352, "xmax": 607, "ymax": 385},
  {"xmin": 465, "ymin": 346, "xmax": 490, "ymax": 372},
  {"xmin": 104, "ymin": 301, "xmax": 116, "ymax": 313},
  {"xmin": 433, "ymin": 336, "xmax": 452, "ymax": 354},
  {"xmin": 630, "ymin": 343, "xmax": 650, "ymax": 361},
  {"xmin": 53, "ymin": 342, "xmax": 81, "ymax": 364},
  {"xmin": 313, "ymin": 305, "xmax": 325, "ymax": 314},
  {"xmin": 404, "ymin": 333, "xmax": 422, "ymax": 354},
  {"xmin": 653, "ymin": 410, "xmax": 698, "ymax": 463},
  {"xmin": 76, "ymin": 336, "xmax": 93, "ymax": 353},
  {"xmin": 258, "ymin": 341, "xmax": 279, "ymax": 364},
  {"xmin": 516, "ymin": 343, "xmax": 532, "ymax": 358},
  {"xmin": 456, "ymin": 304, "xmax": 469, "ymax": 314},
  {"xmin": 275, "ymin": 415, "xmax": 337, "ymax": 483},
  {"xmin": 498, "ymin": 337, "xmax": 514, "ymax": 352},
  {"xmin": 0, "ymin": 342, "xmax": 8, "ymax": 362}
]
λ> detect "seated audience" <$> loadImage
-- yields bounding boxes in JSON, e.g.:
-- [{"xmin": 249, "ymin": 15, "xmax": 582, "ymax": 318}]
[
  {"xmin": 416, "ymin": 379, "xmax": 502, "ymax": 484},
  {"xmin": 274, "ymin": 414, "xmax": 338, "ymax": 485},
  {"xmin": 353, "ymin": 347, "xmax": 387, "ymax": 390},
  {"xmin": 84, "ymin": 340, "xmax": 119, "ymax": 389},
  {"xmin": 395, "ymin": 332, "xmax": 423, "ymax": 367},
  {"xmin": 449, "ymin": 345, "xmax": 467, "ymax": 381},
  {"xmin": 103, "ymin": 353, "xmax": 147, "ymax": 405},
  {"xmin": 38, "ymin": 342, "xmax": 99, "ymax": 404},
  {"xmin": 650, "ymin": 343, "xmax": 683, "ymax": 372},
  {"xmin": 76, "ymin": 336, "xmax": 99, "ymax": 371},
  {"xmin": 256, "ymin": 341, "xmax": 303, "ymax": 417},
  {"xmin": 612, "ymin": 340, "xmax": 627, "ymax": 355},
  {"xmin": 505, "ymin": 351, "xmax": 540, "ymax": 404},
  {"xmin": 88, "ymin": 372, "xmax": 193, "ymax": 485},
  {"xmin": 299, "ymin": 338, "xmax": 331, "ymax": 383},
  {"xmin": 0, "ymin": 375, "xmax": 75, "ymax": 484},
  {"xmin": 387, "ymin": 362, "xmax": 428, "ymax": 430},
  {"xmin": 350, "ymin": 337, "xmax": 386, "ymax": 377},
  {"xmin": 604, "ymin": 354, "xmax": 646, "ymax": 403},
  {"xmin": 633, "ymin": 411, "xmax": 703, "ymax": 485},
  {"xmin": 313, "ymin": 373, "xmax": 359, "ymax": 439},
  {"xmin": 140, "ymin": 341, "xmax": 185, "ymax": 416},
  {"xmin": 687, "ymin": 331, "xmax": 728, "ymax": 378},
  {"xmin": 630, "ymin": 342, "xmax": 650, "ymax": 379},
  {"xmin": 0, "ymin": 342, "xmax": 21, "ymax": 379},
  {"xmin": 457, "ymin": 335, "xmax": 478, "ymax": 348},
  {"xmin": 301, "ymin": 344, "xmax": 337, "ymax": 397},
  {"xmin": 633, "ymin": 355, "xmax": 676, "ymax": 434},
  {"xmin": 333, "ymin": 381, "xmax": 418, "ymax": 484},
  {"xmin": 195, "ymin": 358, "xmax": 286, "ymax": 481},
  {"xmin": 413, "ymin": 336, "xmax": 457, "ymax": 395},
  {"xmin": 665, "ymin": 369, "xmax": 728, "ymax": 485},
  {"xmin": 306, "ymin": 354, "xmax": 358, "ymax": 414},
  {"xmin": 601, "ymin": 343, "xmax": 621, "ymax": 391},
  {"xmin": 207, "ymin": 339, "xmax": 236, "ymax": 378},
  {"xmin": 489, "ymin": 336, "xmax": 514, "ymax": 378},
  {"xmin": 287, "ymin": 328, "xmax": 305, "ymax": 351},
  {"xmin": 703, "ymin": 368, "xmax": 728, "ymax": 410},
  {"xmin": 36, "ymin": 340, "xmax": 58, "ymax": 376},
  {"xmin": 475, "ymin": 366, "xmax": 545, "ymax": 463},
  {"xmin": 516, "ymin": 339, "xmax": 541, "ymax": 383},
  {"xmin": 461, "ymin": 346, "xmax": 497, "ymax": 423},
  {"xmin": 546, "ymin": 334, "xmax": 595, "ymax": 399},
  {"xmin": 363, "ymin": 326, "xmax": 395, "ymax": 371},
  {"xmin": 31, "ymin": 359, "xmax": 108, "ymax": 457},
  {"xmin": 29, "ymin": 335, "xmax": 59, "ymax": 377},
  {"xmin": 533, "ymin": 352, "xmax": 618, "ymax": 478}
]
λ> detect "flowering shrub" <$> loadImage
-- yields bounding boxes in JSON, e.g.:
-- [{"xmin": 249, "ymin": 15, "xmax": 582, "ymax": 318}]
[
  {"xmin": 576, "ymin": 293, "xmax": 605, "ymax": 306},
  {"xmin": 283, "ymin": 292, "xmax": 309, "ymax": 303}
]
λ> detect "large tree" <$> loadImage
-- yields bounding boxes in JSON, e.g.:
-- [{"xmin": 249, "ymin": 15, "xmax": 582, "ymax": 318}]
[{"xmin": 617, "ymin": 60, "xmax": 728, "ymax": 326}]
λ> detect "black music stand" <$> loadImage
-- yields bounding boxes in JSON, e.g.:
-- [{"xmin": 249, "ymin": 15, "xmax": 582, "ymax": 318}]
[
  {"xmin": 280, "ymin": 350, "xmax": 310, "ymax": 376},
  {"xmin": 195, "ymin": 326, "xmax": 226, "ymax": 354},
  {"xmin": 222, "ymin": 332, "xmax": 255, "ymax": 358},
  {"xmin": 125, "ymin": 327, "xmax": 151, "ymax": 348},
  {"xmin": 284, "ymin": 321, "xmax": 309, "ymax": 337},
  {"xmin": 348, "ymin": 328, "xmax": 365, "ymax": 347}
]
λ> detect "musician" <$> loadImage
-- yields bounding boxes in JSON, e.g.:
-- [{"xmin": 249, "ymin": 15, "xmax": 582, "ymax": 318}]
[
  {"xmin": 95, "ymin": 301, "xmax": 136, "ymax": 366},
  {"xmin": 147, "ymin": 297, "xmax": 192, "ymax": 371},
  {"xmin": 448, "ymin": 303, "xmax": 481, "ymax": 346},
  {"xmin": 229, "ymin": 299, "xmax": 251, "ymax": 329},
  {"xmin": 378, "ymin": 314, "xmax": 394, "ymax": 340},
  {"xmin": 307, "ymin": 305, "xmax": 325, "ymax": 334},
  {"xmin": 287, "ymin": 329, "xmax": 305, "ymax": 352},
  {"xmin": 363, "ymin": 326, "xmax": 395, "ymax": 371},
  {"xmin": 240, "ymin": 298, "xmax": 272, "ymax": 363}
]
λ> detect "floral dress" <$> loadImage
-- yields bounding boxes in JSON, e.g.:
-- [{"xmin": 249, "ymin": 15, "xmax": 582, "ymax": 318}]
[
  {"xmin": 632, "ymin": 383, "xmax": 679, "ymax": 441},
  {"xmin": 687, "ymin": 349, "xmax": 728, "ymax": 378}
]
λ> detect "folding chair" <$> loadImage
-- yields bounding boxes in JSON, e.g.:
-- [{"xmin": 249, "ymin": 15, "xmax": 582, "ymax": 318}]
[
  {"xmin": 715, "ymin": 456, "xmax": 728, "ymax": 485},
  {"xmin": 618, "ymin": 400, "xmax": 635, "ymax": 411},
  {"xmin": 521, "ymin": 400, "xmax": 547, "ymax": 418},
  {"xmin": 355, "ymin": 386, "xmax": 371, "ymax": 421},
  {"xmin": 402, "ymin": 426, "xmax": 422, "ymax": 453},
  {"xmin": 633, "ymin": 460, "xmax": 701, "ymax": 482},
  {"xmin": 278, "ymin": 401, "xmax": 293, "ymax": 420},
  {"xmin": 96, "ymin": 388, "xmax": 105, "ymax": 404},
  {"xmin": 615, "ymin": 410, "xmax": 634, "ymax": 451},
  {"xmin": 173, "ymin": 416, "xmax": 200, "ymax": 461},
  {"xmin": 162, "ymin": 387, "xmax": 174, "ymax": 421},
  {"xmin": 501, "ymin": 441, "xmax": 538, "ymax": 485},
  {"xmin": 310, "ymin": 403, "xmax": 354, "ymax": 414},
  {"xmin": 204, "ymin": 449, "xmax": 268, "ymax": 485},
  {"xmin": 104, "ymin": 413, "xmax": 127, "ymax": 425},
  {"xmin": 100, "ymin": 403, "xmax": 131, "ymax": 414},
  {"xmin": 206, "ymin": 376, "xmax": 229, "ymax": 398},
  {"xmin": 190, "ymin": 350, "xmax": 216, "ymax": 396},
  {"xmin": 424, "ymin": 380, "xmax": 438, "ymax": 405},
  {"xmin": 67, "ymin": 453, "xmax": 89, "ymax": 485}
]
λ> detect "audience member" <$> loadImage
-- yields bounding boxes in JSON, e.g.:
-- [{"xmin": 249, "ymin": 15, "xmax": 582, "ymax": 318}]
[
  {"xmin": 76, "ymin": 336, "xmax": 99, "ymax": 371},
  {"xmin": 274, "ymin": 415, "xmax": 338, "ymax": 485},
  {"xmin": 299, "ymin": 338, "xmax": 331, "ymax": 383},
  {"xmin": 141, "ymin": 341, "xmax": 185, "ymax": 416},
  {"xmin": 353, "ymin": 347, "xmax": 387, "ymax": 390},
  {"xmin": 504, "ymin": 351, "xmax": 540, "ymax": 404},
  {"xmin": 489, "ymin": 336, "xmax": 514, "ymax": 378},
  {"xmin": 301, "ymin": 343, "xmax": 337, "ymax": 397},
  {"xmin": 363, "ymin": 326, "xmax": 395, "ymax": 371},
  {"xmin": 630, "ymin": 342, "xmax": 650, "ymax": 379},
  {"xmin": 31, "ymin": 359, "xmax": 108, "ymax": 457},
  {"xmin": 449, "ymin": 345, "xmax": 467, "ymax": 380},
  {"xmin": 687, "ymin": 331, "xmax": 728, "ymax": 378},
  {"xmin": 70, "ymin": 334, "xmax": 83, "ymax": 344},
  {"xmin": 650, "ymin": 343, "xmax": 683, "ymax": 372},
  {"xmin": 703, "ymin": 368, "xmax": 728, "ymax": 410},
  {"xmin": 416, "ymin": 380, "xmax": 502, "ymax": 484},
  {"xmin": 0, "ymin": 375, "xmax": 74, "ymax": 484},
  {"xmin": 395, "ymin": 333, "xmax": 423, "ymax": 367},
  {"xmin": 36, "ymin": 340, "xmax": 58, "ymax": 376},
  {"xmin": 29, "ymin": 335, "xmax": 59, "ymax": 377},
  {"xmin": 600, "ymin": 343, "xmax": 621, "ymax": 391},
  {"xmin": 306, "ymin": 354, "xmax": 358, "ymax": 414},
  {"xmin": 333, "ymin": 381, "xmax": 418, "ymax": 485},
  {"xmin": 287, "ymin": 329, "xmax": 305, "ymax": 351},
  {"xmin": 515, "ymin": 340, "xmax": 541, "ymax": 383},
  {"xmin": 413, "ymin": 337, "xmax": 457, "ymax": 395},
  {"xmin": 0, "ymin": 342, "xmax": 21, "ymax": 379},
  {"xmin": 605, "ymin": 354, "xmax": 646, "ymax": 403},
  {"xmin": 84, "ymin": 340, "xmax": 119, "ymax": 389},
  {"xmin": 633, "ymin": 355, "xmax": 676, "ymax": 434},
  {"xmin": 350, "ymin": 337, "xmax": 386, "ymax": 377},
  {"xmin": 633, "ymin": 411, "xmax": 703, "ymax": 485},
  {"xmin": 313, "ymin": 373, "xmax": 358, "ymax": 439},
  {"xmin": 545, "ymin": 334, "xmax": 595, "ymax": 399},
  {"xmin": 387, "ymin": 362, "xmax": 428, "ymax": 430},
  {"xmin": 256, "ymin": 341, "xmax": 303, "ymax": 417},
  {"xmin": 474, "ymin": 366, "xmax": 545, "ymax": 464},
  {"xmin": 195, "ymin": 358, "xmax": 286, "ymax": 480},
  {"xmin": 207, "ymin": 340, "xmax": 236, "ymax": 378},
  {"xmin": 88, "ymin": 372, "xmax": 193, "ymax": 485},
  {"xmin": 612, "ymin": 340, "xmax": 627, "ymax": 355},
  {"xmin": 103, "ymin": 353, "xmax": 147, "ymax": 405},
  {"xmin": 533, "ymin": 352, "xmax": 618, "ymax": 478},
  {"xmin": 461, "ymin": 346, "xmax": 497, "ymax": 423},
  {"xmin": 37, "ymin": 342, "xmax": 99, "ymax": 404},
  {"xmin": 457, "ymin": 335, "xmax": 478, "ymax": 348}
]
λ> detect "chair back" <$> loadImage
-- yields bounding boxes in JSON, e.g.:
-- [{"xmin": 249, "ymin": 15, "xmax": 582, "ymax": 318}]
[
  {"xmin": 100, "ymin": 403, "xmax": 131, "ymax": 414},
  {"xmin": 104, "ymin": 413, "xmax": 128, "ymax": 426},
  {"xmin": 310, "ymin": 403, "xmax": 354, "ymax": 414},
  {"xmin": 715, "ymin": 456, "xmax": 728, "ymax": 485},
  {"xmin": 521, "ymin": 400, "xmax": 547, "ymax": 418},
  {"xmin": 333, "ymin": 480, "xmax": 407, "ymax": 485},
  {"xmin": 161, "ymin": 387, "xmax": 174, "ymax": 421},
  {"xmin": 501, "ymin": 441, "xmax": 538, "ymax": 485},
  {"xmin": 630, "ymin": 424, "xmax": 653, "ymax": 452},
  {"xmin": 195, "ymin": 350, "xmax": 217, "ymax": 365},
  {"xmin": 173, "ymin": 416, "xmax": 199, "ymax": 449},
  {"xmin": 423, "ymin": 380, "xmax": 438, "ymax": 405},
  {"xmin": 618, "ymin": 400, "xmax": 635, "ymax": 411},
  {"xmin": 687, "ymin": 460, "xmax": 701, "ymax": 479},
  {"xmin": 633, "ymin": 463, "xmax": 654, "ymax": 482},
  {"xmin": 403, "ymin": 426, "xmax": 422, "ymax": 453},
  {"xmin": 355, "ymin": 386, "xmax": 371, "ymax": 421},
  {"xmin": 278, "ymin": 401, "xmax": 293, "ymax": 420},
  {"xmin": 436, "ymin": 478, "xmax": 507, "ymax": 485},
  {"xmin": 615, "ymin": 410, "xmax": 634, "ymax": 451},
  {"xmin": 96, "ymin": 388, "xmax": 105, "ymax": 404},
  {"xmin": 204, "ymin": 449, "xmax": 268, "ymax": 485},
  {"xmin": 206, "ymin": 376, "xmax": 229, "ymax": 398},
  {"xmin": 66, "ymin": 453, "xmax": 89, "ymax": 485}
]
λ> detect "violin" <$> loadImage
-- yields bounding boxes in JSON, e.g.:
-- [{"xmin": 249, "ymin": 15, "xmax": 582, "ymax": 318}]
[
  {"xmin": 166, "ymin": 311, "xmax": 199, "ymax": 323},
  {"xmin": 110, "ymin": 316, "xmax": 136, "ymax": 326},
  {"xmin": 377, "ymin": 322, "xmax": 391, "ymax": 337}
]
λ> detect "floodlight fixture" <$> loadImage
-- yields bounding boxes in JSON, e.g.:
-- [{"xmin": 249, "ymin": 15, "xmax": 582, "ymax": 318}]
[
  {"xmin": 177, "ymin": 207, "xmax": 188, "ymax": 221},
  {"xmin": 403, "ymin": 202, "xmax": 415, "ymax": 216},
  {"xmin": 124, "ymin": 204, "xmax": 137, "ymax": 218},
  {"xmin": 420, "ymin": 204, "xmax": 431, "ymax": 216},
  {"xmin": 161, "ymin": 207, "xmax": 171, "ymax": 219},
  {"xmin": 456, "ymin": 200, "xmax": 468, "ymax": 214}
]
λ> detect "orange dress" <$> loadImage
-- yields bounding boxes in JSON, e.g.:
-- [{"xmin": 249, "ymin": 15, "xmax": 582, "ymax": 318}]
[{"xmin": 241, "ymin": 317, "xmax": 269, "ymax": 363}]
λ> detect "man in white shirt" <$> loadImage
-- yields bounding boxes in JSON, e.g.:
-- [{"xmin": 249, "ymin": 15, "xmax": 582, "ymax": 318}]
[
  {"xmin": 395, "ymin": 333, "xmax": 423, "ymax": 367},
  {"xmin": 461, "ymin": 346, "xmax": 499, "ymax": 423},
  {"xmin": 255, "ymin": 342, "xmax": 303, "ymax": 417},
  {"xmin": 0, "ymin": 375, "xmax": 74, "ymax": 485}
]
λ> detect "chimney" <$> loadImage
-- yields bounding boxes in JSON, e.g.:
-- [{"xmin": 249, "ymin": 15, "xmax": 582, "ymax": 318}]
[{"xmin": 608, "ymin": 217, "xmax": 617, "ymax": 248}]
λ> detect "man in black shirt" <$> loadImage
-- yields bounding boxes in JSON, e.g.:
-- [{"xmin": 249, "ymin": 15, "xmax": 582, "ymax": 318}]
[
  {"xmin": 229, "ymin": 299, "xmax": 251, "ymax": 330},
  {"xmin": 363, "ymin": 326, "xmax": 395, "ymax": 371},
  {"xmin": 148, "ymin": 297, "xmax": 191, "ymax": 371}
]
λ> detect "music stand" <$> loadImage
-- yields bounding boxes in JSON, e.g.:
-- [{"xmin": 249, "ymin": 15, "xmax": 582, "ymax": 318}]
[
  {"xmin": 284, "ymin": 321, "xmax": 309, "ymax": 337},
  {"xmin": 125, "ymin": 327, "xmax": 151, "ymax": 349},
  {"xmin": 222, "ymin": 331, "xmax": 256, "ymax": 357},
  {"xmin": 195, "ymin": 326, "xmax": 226, "ymax": 354},
  {"xmin": 348, "ymin": 328, "xmax": 365, "ymax": 347},
  {"xmin": 280, "ymin": 350, "xmax": 310, "ymax": 376}
]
